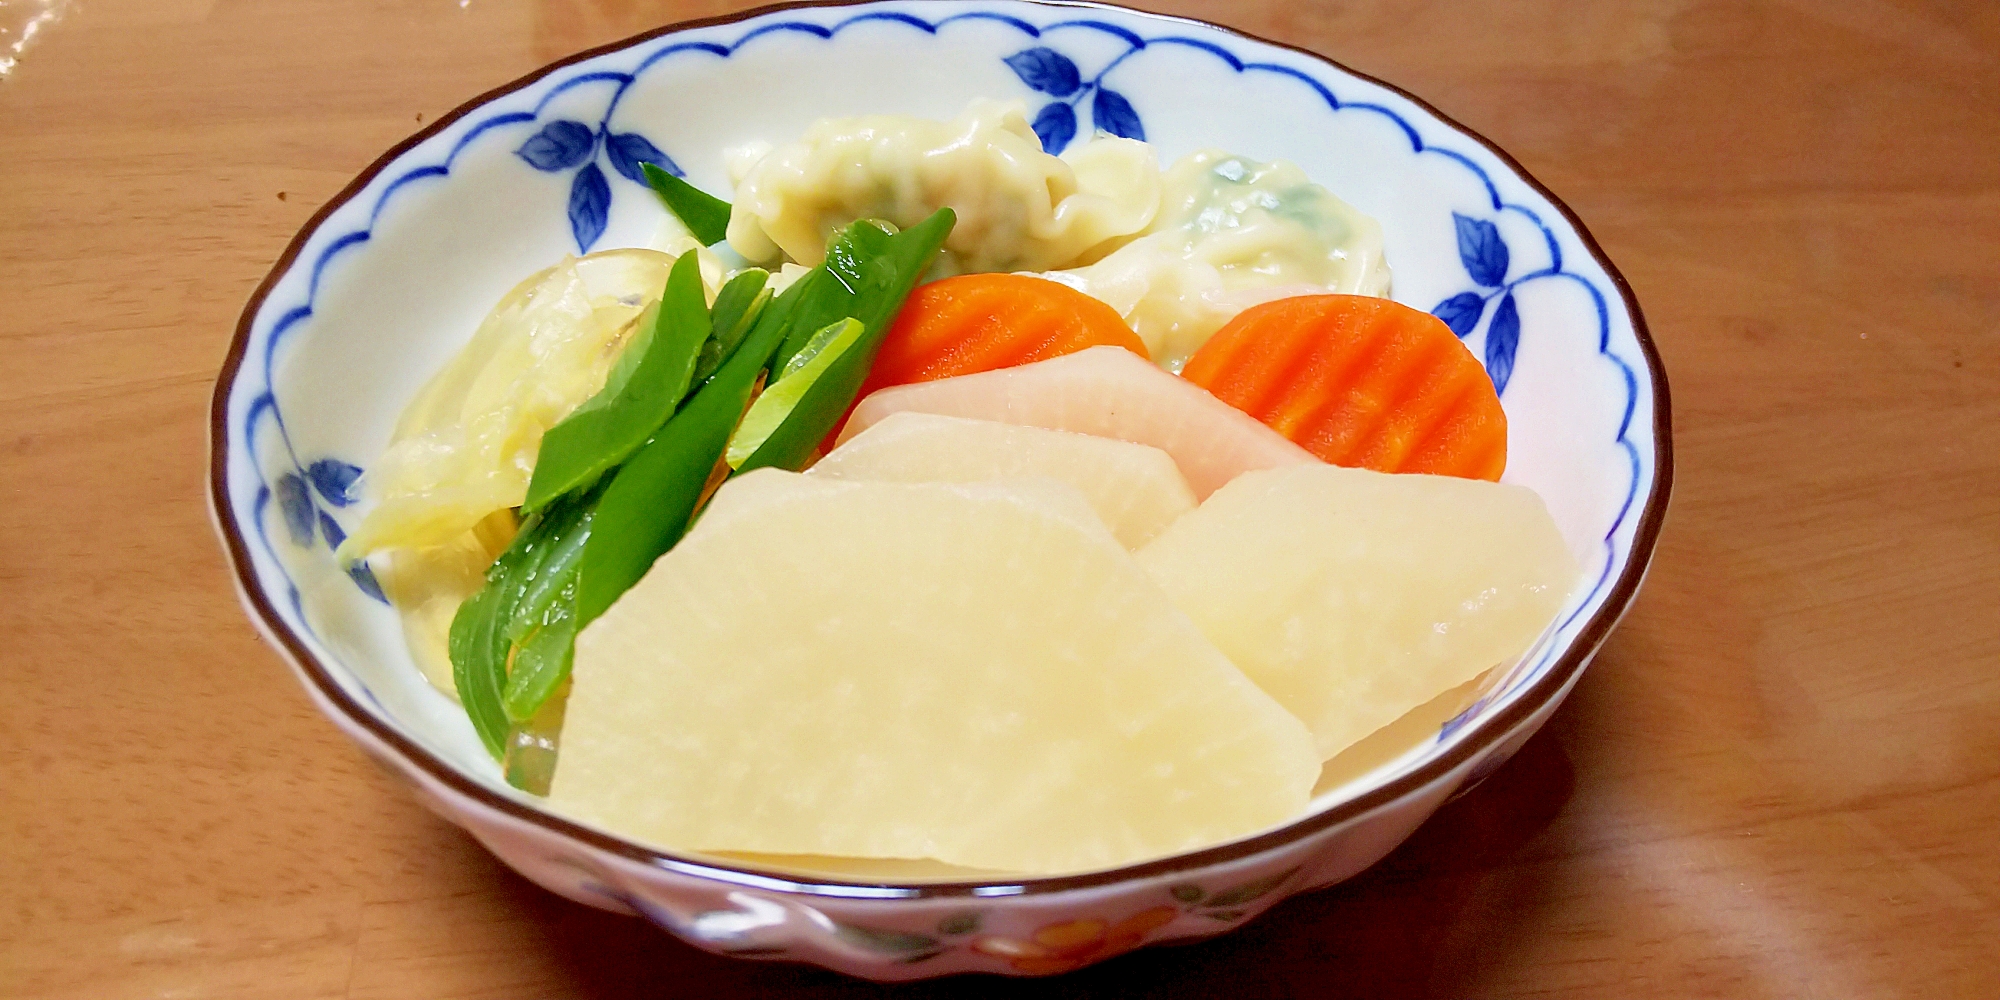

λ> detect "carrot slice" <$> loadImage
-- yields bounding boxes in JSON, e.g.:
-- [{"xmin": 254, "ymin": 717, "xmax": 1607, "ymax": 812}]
[
  {"xmin": 1181, "ymin": 295, "xmax": 1507, "ymax": 480},
  {"xmin": 855, "ymin": 273, "xmax": 1150, "ymax": 401}
]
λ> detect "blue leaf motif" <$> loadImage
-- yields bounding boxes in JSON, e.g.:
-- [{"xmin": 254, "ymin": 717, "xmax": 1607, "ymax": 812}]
[
  {"xmin": 568, "ymin": 163, "xmax": 612, "ymax": 252},
  {"xmin": 1091, "ymin": 88, "xmax": 1145, "ymax": 140},
  {"xmin": 1030, "ymin": 101, "xmax": 1078, "ymax": 154},
  {"xmin": 317, "ymin": 509, "xmax": 389, "ymax": 602},
  {"xmin": 515, "ymin": 119, "xmax": 596, "ymax": 172},
  {"xmin": 1485, "ymin": 292, "xmax": 1521, "ymax": 396},
  {"xmin": 1453, "ymin": 213, "xmax": 1510, "ymax": 287},
  {"xmin": 316, "ymin": 509, "xmax": 347, "ymax": 549},
  {"xmin": 274, "ymin": 473, "xmax": 314, "ymax": 547},
  {"xmin": 306, "ymin": 459, "xmax": 363, "ymax": 507},
  {"xmin": 1440, "ymin": 695, "xmax": 1490, "ymax": 739},
  {"xmin": 1002, "ymin": 47, "xmax": 1081, "ymax": 97},
  {"xmin": 605, "ymin": 132, "xmax": 678, "ymax": 184},
  {"xmin": 348, "ymin": 563, "xmax": 388, "ymax": 603},
  {"xmin": 1433, "ymin": 292, "xmax": 1487, "ymax": 339}
]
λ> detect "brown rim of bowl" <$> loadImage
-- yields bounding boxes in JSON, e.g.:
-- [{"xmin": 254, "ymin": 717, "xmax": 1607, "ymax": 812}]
[{"xmin": 209, "ymin": 0, "xmax": 1673, "ymax": 900}]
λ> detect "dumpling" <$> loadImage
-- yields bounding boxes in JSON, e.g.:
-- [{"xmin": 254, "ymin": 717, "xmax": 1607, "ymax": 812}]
[
  {"xmin": 339, "ymin": 249, "xmax": 699, "ymax": 698},
  {"xmin": 1034, "ymin": 150, "xmax": 1392, "ymax": 369},
  {"xmin": 338, "ymin": 249, "xmax": 687, "ymax": 561},
  {"xmin": 724, "ymin": 99, "xmax": 1160, "ymax": 275}
]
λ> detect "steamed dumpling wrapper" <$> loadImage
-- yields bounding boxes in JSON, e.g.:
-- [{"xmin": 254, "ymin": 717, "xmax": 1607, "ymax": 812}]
[
  {"xmin": 1034, "ymin": 150, "xmax": 1392, "ymax": 369},
  {"xmin": 337, "ymin": 243, "xmax": 725, "ymax": 563},
  {"xmin": 725, "ymin": 99, "xmax": 1161, "ymax": 275},
  {"xmin": 337, "ymin": 244, "xmax": 723, "ymax": 696}
]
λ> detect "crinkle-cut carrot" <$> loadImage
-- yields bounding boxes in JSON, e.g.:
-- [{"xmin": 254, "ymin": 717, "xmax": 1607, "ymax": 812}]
[
  {"xmin": 1180, "ymin": 295, "xmax": 1507, "ymax": 481},
  {"xmin": 855, "ymin": 273, "xmax": 1150, "ymax": 401}
]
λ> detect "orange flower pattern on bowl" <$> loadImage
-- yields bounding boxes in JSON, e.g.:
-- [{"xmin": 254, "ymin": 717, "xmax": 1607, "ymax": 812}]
[{"xmin": 971, "ymin": 905, "xmax": 1180, "ymax": 974}]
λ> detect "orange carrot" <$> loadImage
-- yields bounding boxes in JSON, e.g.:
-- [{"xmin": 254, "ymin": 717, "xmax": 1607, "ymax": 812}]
[
  {"xmin": 855, "ymin": 273, "xmax": 1149, "ymax": 402},
  {"xmin": 1180, "ymin": 295, "xmax": 1507, "ymax": 481}
]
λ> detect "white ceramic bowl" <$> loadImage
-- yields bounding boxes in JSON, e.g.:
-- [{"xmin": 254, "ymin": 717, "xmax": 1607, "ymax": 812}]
[{"xmin": 210, "ymin": 0, "xmax": 1670, "ymax": 980}]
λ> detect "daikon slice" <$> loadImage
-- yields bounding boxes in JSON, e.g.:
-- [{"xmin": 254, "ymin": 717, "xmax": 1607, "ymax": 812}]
[
  {"xmin": 840, "ymin": 346, "xmax": 1316, "ymax": 499},
  {"xmin": 811, "ymin": 412, "xmax": 1195, "ymax": 548},
  {"xmin": 551, "ymin": 471, "xmax": 1317, "ymax": 874},
  {"xmin": 1137, "ymin": 464, "xmax": 1579, "ymax": 760}
]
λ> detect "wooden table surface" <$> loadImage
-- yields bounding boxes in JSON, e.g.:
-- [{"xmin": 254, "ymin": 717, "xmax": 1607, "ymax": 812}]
[{"xmin": 4, "ymin": 0, "xmax": 1996, "ymax": 996}]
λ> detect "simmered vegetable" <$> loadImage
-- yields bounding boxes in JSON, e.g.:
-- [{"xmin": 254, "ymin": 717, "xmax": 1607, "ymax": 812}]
[
  {"xmin": 550, "ymin": 471, "xmax": 1320, "ymax": 873},
  {"xmin": 498, "ymin": 485, "xmax": 601, "ymax": 722},
  {"xmin": 446, "ymin": 563, "xmax": 513, "ymax": 759},
  {"xmin": 579, "ymin": 210, "xmax": 955, "ymax": 621},
  {"xmin": 696, "ymin": 269, "xmax": 772, "ymax": 385},
  {"xmin": 839, "ymin": 345, "xmax": 1314, "ymax": 500},
  {"xmin": 810, "ymin": 412, "xmax": 1197, "ymax": 550},
  {"xmin": 740, "ymin": 208, "xmax": 958, "ymax": 472},
  {"xmin": 448, "ymin": 491, "xmax": 596, "ymax": 758},
  {"xmin": 727, "ymin": 318, "xmax": 864, "ymax": 470},
  {"xmin": 522, "ymin": 252, "xmax": 713, "ymax": 513},
  {"xmin": 572, "ymin": 282, "xmax": 796, "ymax": 625},
  {"xmin": 856, "ymin": 272, "xmax": 1149, "ymax": 402},
  {"xmin": 642, "ymin": 162, "xmax": 732, "ymax": 247},
  {"xmin": 446, "ymin": 212, "xmax": 959, "ymax": 773},
  {"xmin": 337, "ymin": 249, "xmax": 679, "ymax": 561},
  {"xmin": 502, "ymin": 682, "xmax": 568, "ymax": 796},
  {"xmin": 1137, "ymin": 464, "xmax": 1576, "ymax": 759},
  {"xmin": 1180, "ymin": 295, "xmax": 1507, "ymax": 480}
]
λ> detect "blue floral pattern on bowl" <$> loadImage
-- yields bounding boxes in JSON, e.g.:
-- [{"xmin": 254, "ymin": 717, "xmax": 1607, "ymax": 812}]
[
  {"xmin": 1002, "ymin": 44, "xmax": 1145, "ymax": 152},
  {"xmin": 1435, "ymin": 213, "xmax": 1523, "ymax": 391},
  {"xmin": 270, "ymin": 457, "xmax": 384, "ymax": 601},
  {"xmin": 513, "ymin": 117, "xmax": 677, "ymax": 253}
]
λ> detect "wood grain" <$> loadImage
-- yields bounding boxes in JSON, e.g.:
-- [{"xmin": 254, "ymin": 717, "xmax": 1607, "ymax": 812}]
[{"xmin": 2, "ymin": 0, "xmax": 1995, "ymax": 996}]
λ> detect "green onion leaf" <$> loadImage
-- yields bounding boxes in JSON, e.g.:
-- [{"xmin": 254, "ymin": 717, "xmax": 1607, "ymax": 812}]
[
  {"xmin": 523, "ymin": 251, "xmax": 710, "ymax": 513},
  {"xmin": 568, "ymin": 303, "xmax": 657, "ymax": 423},
  {"xmin": 641, "ymin": 161, "xmax": 732, "ymax": 247},
  {"xmin": 449, "ymin": 505, "xmax": 555, "ymax": 759},
  {"xmin": 502, "ymin": 596, "xmax": 578, "ymax": 723},
  {"xmin": 447, "ymin": 577, "xmax": 512, "ymax": 759},
  {"xmin": 741, "ymin": 209, "xmax": 956, "ymax": 472},
  {"xmin": 500, "ymin": 492, "xmax": 595, "ymax": 644},
  {"xmin": 571, "ymin": 265, "xmax": 810, "ymax": 625},
  {"xmin": 501, "ymin": 685, "xmax": 568, "ymax": 795},
  {"xmin": 694, "ymin": 268, "xmax": 771, "ymax": 386},
  {"xmin": 727, "ymin": 318, "xmax": 864, "ymax": 469},
  {"xmin": 780, "ymin": 315, "xmax": 860, "ymax": 381}
]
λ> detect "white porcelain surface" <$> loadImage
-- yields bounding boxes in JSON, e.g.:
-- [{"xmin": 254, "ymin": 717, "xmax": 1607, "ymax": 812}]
[{"xmin": 211, "ymin": 0, "xmax": 1669, "ymax": 980}]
